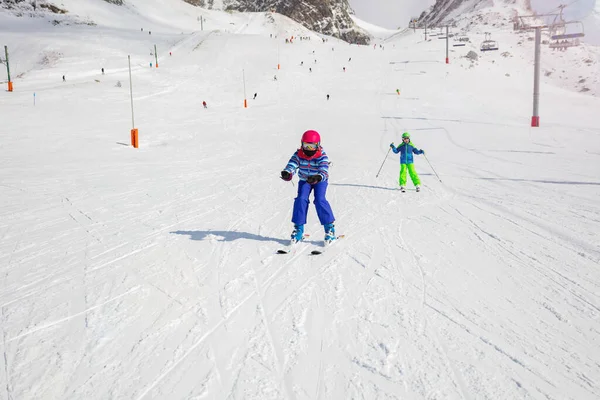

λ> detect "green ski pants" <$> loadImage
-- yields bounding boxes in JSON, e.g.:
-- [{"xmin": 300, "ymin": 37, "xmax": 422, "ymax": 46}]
[{"xmin": 399, "ymin": 163, "xmax": 420, "ymax": 186}]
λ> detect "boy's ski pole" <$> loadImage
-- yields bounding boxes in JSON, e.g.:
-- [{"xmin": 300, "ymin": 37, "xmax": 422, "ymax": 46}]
[
  {"xmin": 376, "ymin": 147, "xmax": 392, "ymax": 178},
  {"xmin": 424, "ymin": 153, "xmax": 442, "ymax": 183}
]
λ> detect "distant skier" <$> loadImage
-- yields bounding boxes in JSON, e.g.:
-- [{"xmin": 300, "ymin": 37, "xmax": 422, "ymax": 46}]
[
  {"xmin": 253, "ymin": 93, "xmax": 257, "ymax": 100},
  {"xmin": 326, "ymin": 94, "xmax": 330, "ymax": 100},
  {"xmin": 62, "ymin": 75, "xmax": 65, "ymax": 82},
  {"xmin": 390, "ymin": 132, "xmax": 425, "ymax": 192},
  {"xmin": 202, "ymin": 101, "xmax": 207, "ymax": 109},
  {"xmin": 101, "ymin": 68, "xmax": 105, "ymax": 75},
  {"xmin": 309, "ymin": 68, "xmax": 312, "ymax": 72},
  {"xmin": 343, "ymin": 67, "xmax": 346, "ymax": 72},
  {"xmin": 348, "ymin": 57, "xmax": 352, "ymax": 62},
  {"xmin": 274, "ymin": 75, "xmax": 277, "ymax": 81},
  {"xmin": 300, "ymin": 61, "xmax": 304, "ymax": 66},
  {"xmin": 280, "ymin": 130, "xmax": 336, "ymax": 244}
]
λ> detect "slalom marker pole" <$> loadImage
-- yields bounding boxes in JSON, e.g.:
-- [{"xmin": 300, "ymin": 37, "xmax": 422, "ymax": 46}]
[
  {"xmin": 376, "ymin": 147, "xmax": 392, "ymax": 178},
  {"xmin": 424, "ymin": 153, "xmax": 442, "ymax": 183}
]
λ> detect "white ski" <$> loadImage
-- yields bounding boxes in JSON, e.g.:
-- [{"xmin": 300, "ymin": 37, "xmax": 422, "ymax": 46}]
[{"xmin": 310, "ymin": 235, "xmax": 344, "ymax": 255}]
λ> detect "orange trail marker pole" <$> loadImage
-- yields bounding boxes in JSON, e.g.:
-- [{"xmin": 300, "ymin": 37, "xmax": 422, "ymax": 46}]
[
  {"xmin": 128, "ymin": 55, "xmax": 139, "ymax": 148},
  {"xmin": 4, "ymin": 46, "xmax": 13, "ymax": 92},
  {"xmin": 243, "ymin": 69, "xmax": 247, "ymax": 108}
]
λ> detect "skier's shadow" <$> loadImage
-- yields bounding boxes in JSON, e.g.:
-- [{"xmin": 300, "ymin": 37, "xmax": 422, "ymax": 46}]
[
  {"xmin": 330, "ymin": 183, "xmax": 397, "ymax": 191},
  {"xmin": 172, "ymin": 230, "xmax": 290, "ymax": 245},
  {"xmin": 331, "ymin": 175, "xmax": 434, "ymax": 192}
]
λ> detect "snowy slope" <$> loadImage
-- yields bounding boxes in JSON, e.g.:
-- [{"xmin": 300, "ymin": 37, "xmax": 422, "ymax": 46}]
[
  {"xmin": 0, "ymin": 2, "xmax": 323, "ymax": 86},
  {"xmin": 1, "ymin": 1, "xmax": 600, "ymax": 400}
]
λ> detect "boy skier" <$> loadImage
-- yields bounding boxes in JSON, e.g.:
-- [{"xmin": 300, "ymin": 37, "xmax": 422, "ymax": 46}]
[
  {"xmin": 390, "ymin": 132, "xmax": 425, "ymax": 192},
  {"xmin": 281, "ymin": 130, "xmax": 336, "ymax": 244}
]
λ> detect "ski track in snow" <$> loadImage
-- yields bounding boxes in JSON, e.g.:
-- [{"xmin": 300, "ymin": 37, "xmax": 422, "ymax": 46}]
[{"xmin": 1, "ymin": 1, "xmax": 600, "ymax": 399}]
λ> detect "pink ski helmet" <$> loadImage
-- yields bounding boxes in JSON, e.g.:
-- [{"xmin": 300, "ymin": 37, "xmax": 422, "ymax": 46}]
[{"xmin": 301, "ymin": 130, "xmax": 321, "ymax": 146}]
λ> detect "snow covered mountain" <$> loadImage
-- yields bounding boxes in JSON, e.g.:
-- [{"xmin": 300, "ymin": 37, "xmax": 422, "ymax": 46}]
[
  {"xmin": 0, "ymin": 0, "xmax": 370, "ymax": 44},
  {"xmin": 185, "ymin": 0, "xmax": 371, "ymax": 44},
  {"xmin": 417, "ymin": 0, "xmax": 531, "ymax": 27}
]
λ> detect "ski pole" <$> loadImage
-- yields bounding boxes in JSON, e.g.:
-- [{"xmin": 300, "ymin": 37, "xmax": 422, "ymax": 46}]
[
  {"xmin": 424, "ymin": 153, "xmax": 442, "ymax": 183},
  {"xmin": 376, "ymin": 147, "xmax": 392, "ymax": 178}
]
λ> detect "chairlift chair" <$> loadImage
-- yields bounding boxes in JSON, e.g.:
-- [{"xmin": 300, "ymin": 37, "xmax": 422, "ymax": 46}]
[
  {"xmin": 551, "ymin": 21, "xmax": 584, "ymax": 40},
  {"xmin": 480, "ymin": 41, "xmax": 499, "ymax": 51},
  {"xmin": 480, "ymin": 32, "xmax": 499, "ymax": 51},
  {"xmin": 452, "ymin": 35, "xmax": 469, "ymax": 47},
  {"xmin": 550, "ymin": 21, "xmax": 585, "ymax": 40},
  {"xmin": 549, "ymin": 38, "xmax": 580, "ymax": 49},
  {"xmin": 548, "ymin": 21, "xmax": 584, "ymax": 50}
]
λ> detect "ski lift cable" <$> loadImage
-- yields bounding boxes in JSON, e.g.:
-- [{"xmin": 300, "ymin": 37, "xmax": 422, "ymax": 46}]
[{"xmin": 545, "ymin": 0, "xmax": 582, "ymax": 16}]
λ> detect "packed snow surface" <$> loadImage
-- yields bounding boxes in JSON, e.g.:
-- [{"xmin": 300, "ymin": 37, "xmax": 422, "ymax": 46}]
[{"xmin": 1, "ymin": 1, "xmax": 600, "ymax": 399}]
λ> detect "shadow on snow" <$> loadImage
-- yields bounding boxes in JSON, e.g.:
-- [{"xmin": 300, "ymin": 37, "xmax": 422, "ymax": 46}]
[
  {"xmin": 478, "ymin": 178, "xmax": 600, "ymax": 185},
  {"xmin": 171, "ymin": 230, "xmax": 290, "ymax": 245},
  {"xmin": 330, "ymin": 183, "xmax": 398, "ymax": 191}
]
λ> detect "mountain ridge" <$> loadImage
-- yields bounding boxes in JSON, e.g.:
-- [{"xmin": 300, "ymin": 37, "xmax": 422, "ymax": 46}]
[{"xmin": 181, "ymin": 0, "xmax": 371, "ymax": 44}]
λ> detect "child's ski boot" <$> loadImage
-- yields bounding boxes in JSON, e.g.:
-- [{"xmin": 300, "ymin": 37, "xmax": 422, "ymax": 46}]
[
  {"xmin": 324, "ymin": 223, "xmax": 336, "ymax": 244},
  {"xmin": 416, "ymin": 186, "xmax": 421, "ymax": 192},
  {"xmin": 291, "ymin": 224, "xmax": 305, "ymax": 243},
  {"xmin": 400, "ymin": 186, "xmax": 406, "ymax": 193}
]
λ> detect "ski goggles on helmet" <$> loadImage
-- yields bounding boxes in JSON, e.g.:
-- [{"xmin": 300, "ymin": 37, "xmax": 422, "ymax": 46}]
[{"xmin": 301, "ymin": 142, "xmax": 319, "ymax": 151}]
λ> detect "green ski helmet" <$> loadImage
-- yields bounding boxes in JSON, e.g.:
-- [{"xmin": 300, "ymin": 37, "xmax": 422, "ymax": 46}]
[{"xmin": 402, "ymin": 132, "xmax": 411, "ymax": 139}]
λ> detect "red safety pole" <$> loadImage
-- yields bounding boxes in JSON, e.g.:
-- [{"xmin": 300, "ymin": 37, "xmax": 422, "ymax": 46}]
[
  {"xmin": 445, "ymin": 26, "xmax": 449, "ymax": 64},
  {"xmin": 531, "ymin": 27, "xmax": 541, "ymax": 127}
]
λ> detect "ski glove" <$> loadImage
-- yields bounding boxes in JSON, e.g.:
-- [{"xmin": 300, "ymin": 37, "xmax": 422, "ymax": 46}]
[
  {"xmin": 389, "ymin": 143, "xmax": 395, "ymax": 149},
  {"xmin": 306, "ymin": 175, "xmax": 322, "ymax": 184},
  {"xmin": 280, "ymin": 170, "xmax": 292, "ymax": 181}
]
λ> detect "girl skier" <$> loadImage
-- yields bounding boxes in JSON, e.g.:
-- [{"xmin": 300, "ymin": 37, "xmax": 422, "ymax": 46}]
[
  {"xmin": 390, "ymin": 132, "xmax": 425, "ymax": 192},
  {"xmin": 280, "ymin": 130, "xmax": 336, "ymax": 244}
]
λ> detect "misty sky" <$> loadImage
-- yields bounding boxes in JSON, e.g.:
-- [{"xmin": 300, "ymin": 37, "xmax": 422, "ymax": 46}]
[
  {"xmin": 530, "ymin": 0, "xmax": 595, "ymax": 20},
  {"xmin": 347, "ymin": 0, "xmax": 435, "ymax": 30}
]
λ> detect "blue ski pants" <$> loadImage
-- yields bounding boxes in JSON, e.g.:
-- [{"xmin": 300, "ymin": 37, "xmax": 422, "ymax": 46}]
[{"xmin": 292, "ymin": 180, "xmax": 335, "ymax": 226}]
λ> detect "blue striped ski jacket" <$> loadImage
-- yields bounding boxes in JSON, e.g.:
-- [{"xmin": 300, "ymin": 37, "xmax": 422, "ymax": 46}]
[{"xmin": 284, "ymin": 149, "xmax": 330, "ymax": 182}]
